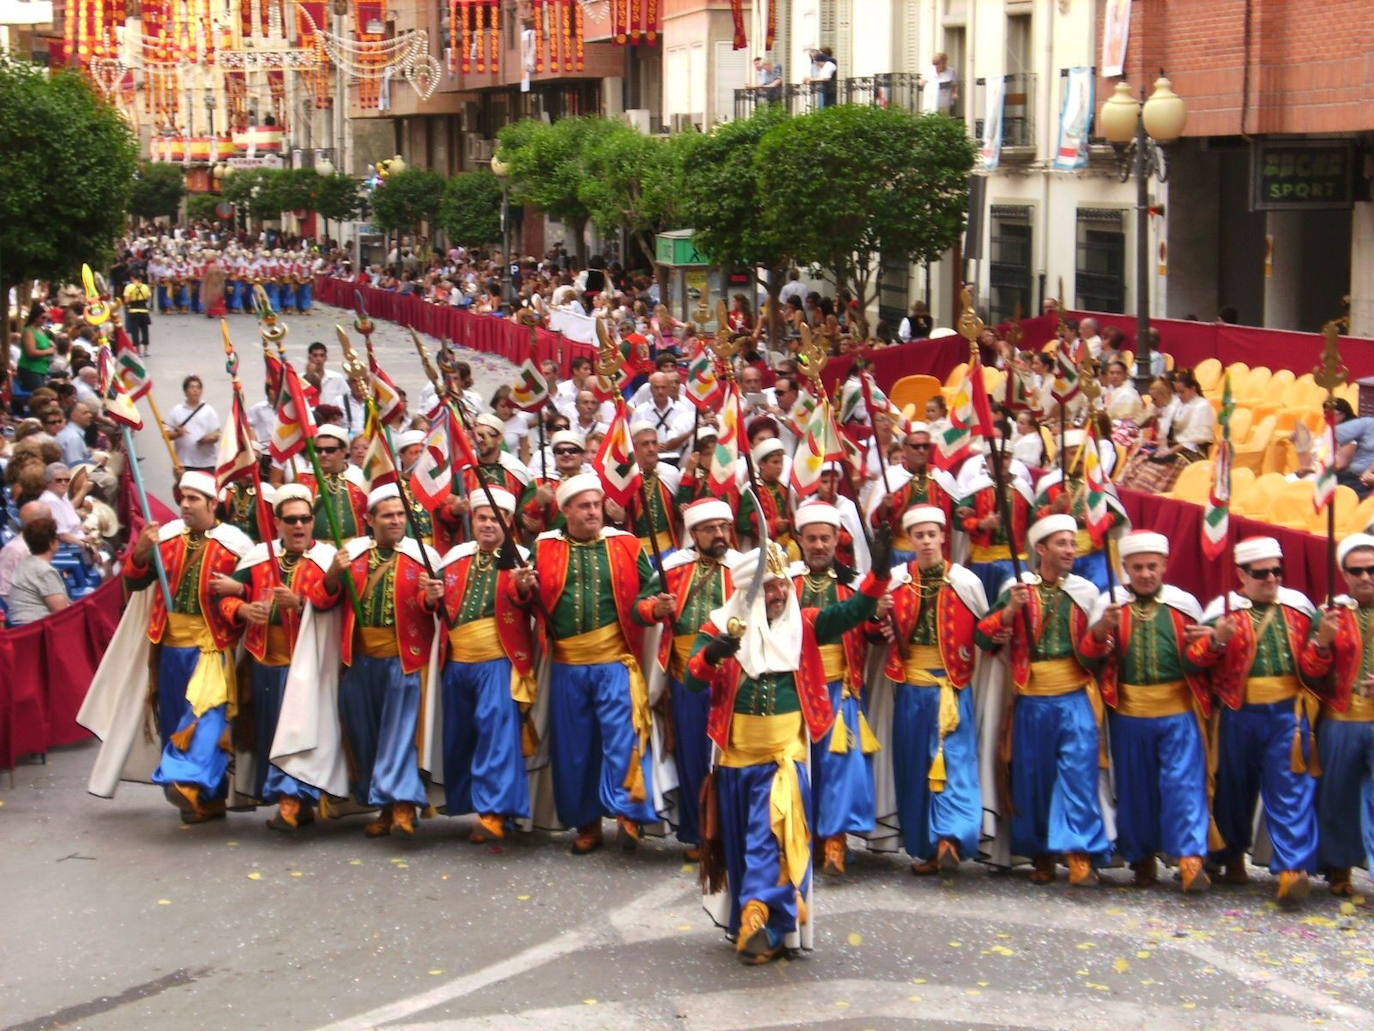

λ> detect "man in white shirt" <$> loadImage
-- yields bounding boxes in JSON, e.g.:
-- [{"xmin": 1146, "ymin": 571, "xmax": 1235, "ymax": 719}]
[
  {"xmin": 304, "ymin": 341, "xmax": 349, "ymax": 408},
  {"xmin": 73, "ymin": 367, "xmax": 101, "ymax": 407},
  {"xmin": 247, "ymin": 383, "xmax": 279, "ymax": 449},
  {"xmin": 0, "ymin": 501, "xmax": 50, "ymax": 598},
  {"xmin": 779, "ymin": 269, "xmax": 807, "ymax": 308},
  {"xmin": 1080, "ymin": 317, "xmax": 1103, "ymax": 361},
  {"xmin": 554, "ymin": 355, "xmax": 613, "ymax": 423},
  {"xmin": 338, "ymin": 378, "xmax": 370, "ymax": 438},
  {"xmin": 571, "ymin": 389, "xmax": 610, "ymax": 440},
  {"xmin": 39, "ymin": 464, "xmax": 87, "ymax": 545},
  {"xmin": 633, "ymin": 371, "xmax": 695, "ymax": 466}
]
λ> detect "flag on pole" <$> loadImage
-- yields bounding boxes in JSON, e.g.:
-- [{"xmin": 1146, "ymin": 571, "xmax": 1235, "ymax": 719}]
[
  {"xmin": 114, "ymin": 327, "xmax": 151, "ymax": 400},
  {"xmin": 710, "ymin": 382, "xmax": 743, "ymax": 493},
  {"xmin": 271, "ymin": 360, "xmax": 316, "ymax": 463},
  {"xmin": 1051, "ymin": 342, "xmax": 1081, "ymax": 405},
  {"xmin": 685, "ymin": 340, "xmax": 723, "ymax": 409},
  {"xmin": 360, "ymin": 409, "xmax": 397, "ymax": 488},
  {"xmin": 593, "ymin": 399, "xmax": 640, "ymax": 507},
  {"xmin": 369, "ymin": 359, "xmax": 405, "ymax": 427},
  {"xmin": 790, "ymin": 398, "xmax": 847, "ymax": 497},
  {"xmin": 934, "ymin": 361, "xmax": 993, "ymax": 471},
  {"xmin": 1313, "ymin": 406, "xmax": 1339, "ymax": 514},
  {"xmin": 510, "ymin": 356, "xmax": 551, "ymax": 411},
  {"xmin": 1081, "ymin": 420, "xmax": 1113, "ymax": 540},
  {"xmin": 99, "ymin": 343, "xmax": 143, "ymax": 429},
  {"xmin": 1202, "ymin": 376, "xmax": 1234, "ymax": 561},
  {"xmin": 410, "ymin": 415, "xmax": 453, "ymax": 509},
  {"xmin": 215, "ymin": 393, "xmax": 259, "ymax": 490}
]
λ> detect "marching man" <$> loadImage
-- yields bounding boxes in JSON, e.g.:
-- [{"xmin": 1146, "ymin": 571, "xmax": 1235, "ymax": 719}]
[
  {"xmin": 297, "ymin": 424, "xmax": 369, "ymax": 540},
  {"xmin": 422, "ymin": 487, "xmax": 537, "ymax": 842}
]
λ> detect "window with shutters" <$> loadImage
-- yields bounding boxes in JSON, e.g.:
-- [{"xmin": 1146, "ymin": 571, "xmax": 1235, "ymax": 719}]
[
  {"xmin": 989, "ymin": 206, "xmax": 1033, "ymax": 325},
  {"xmin": 878, "ymin": 253, "xmax": 910, "ymax": 331},
  {"xmin": 1076, "ymin": 208, "xmax": 1127, "ymax": 314}
]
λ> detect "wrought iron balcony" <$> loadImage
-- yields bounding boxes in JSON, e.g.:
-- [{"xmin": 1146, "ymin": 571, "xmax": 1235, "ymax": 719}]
[{"xmin": 973, "ymin": 73, "xmax": 1036, "ymax": 153}]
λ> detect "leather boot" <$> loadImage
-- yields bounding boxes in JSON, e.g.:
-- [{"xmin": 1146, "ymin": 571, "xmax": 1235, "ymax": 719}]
[
  {"xmin": 1131, "ymin": 857, "xmax": 1159, "ymax": 887},
  {"xmin": 1067, "ymin": 852, "xmax": 1098, "ymax": 887},
  {"xmin": 822, "ymin": 835, "xmax": 847, "ymax": 876},
  {"xmin": 1179, "ymin": 856, "xmax": 1211, "ymax": 894},
  {"xmin": 937, "ymin": 838, "xmax": 961, "ymax": 873},
  {"xmin": 1030, "ymin": 854, "xmax": 1055, "ymax": 885},
  {"xmin": 1328, "ymin": 868, "xmax": 1354, "ymax": 897},
  {"xmin": 1276, "ymin": 870, "xmax": 1310, "ymax": 908},
  {"xmin": 392, "ymin": 802, "xmax": 417, "ymax": 836},
  {"xmin": 364, "ymin": 804, "xmax": 394, "ymax": 838},
  {"xmin": 616, "ymin": 815, "xmax": 641, "ymax": 852},
  {"xmin": 570, "ymin": 821, "xmax": 603, "ymax": 855},
  {"xmin": 470, "ymin": 813, "xmax": 506, "ymax": 844},
  {"xmin": 736, "ymin": 900, "xmax": 780, "ymax": 965}
]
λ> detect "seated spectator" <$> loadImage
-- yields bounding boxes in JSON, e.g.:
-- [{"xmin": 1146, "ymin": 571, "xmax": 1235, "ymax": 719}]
[
  {"xmin": 39, "ymin": 462, "xmax": 87, "ymax": 545},
  {"xmin": 5, "ymin": 516, "xmax": 71, "ymax": 626},
  {"xmin": 54, "ymin": 402, "xmax": 95, "ymax": 466},
  {"xmin": 0, "ymin": 501, "xmax": 52, "ymax": 597}
]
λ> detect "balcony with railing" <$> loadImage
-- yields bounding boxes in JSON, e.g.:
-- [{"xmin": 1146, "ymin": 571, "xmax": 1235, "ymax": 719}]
[
  {"xmin": 733, "ymin": 81, "xmax": 834, "ymax": 119},
  {"xmin": 1058, "ymin": 66, "xmax": 1107, "ymax": 147},
  {"xmin": 973, "ymin": 73, "xmax": 1037, "ymax": 158},
  {"xmin": 841, "ymin": 72, "xmax": 924, "ymax": 114},
  {"xmin": 735, "ymin": 72, "xmax": 972, "ymax": 123}
]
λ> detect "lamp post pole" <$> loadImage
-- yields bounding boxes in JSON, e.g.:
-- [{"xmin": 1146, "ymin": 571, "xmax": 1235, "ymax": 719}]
[{"xmin": 1134, "ymin": 92, "xmax": 1151, "ymax": 389}]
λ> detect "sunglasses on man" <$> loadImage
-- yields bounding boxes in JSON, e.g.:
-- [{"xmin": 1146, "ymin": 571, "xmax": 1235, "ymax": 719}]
[{"xmin": 1241, "ymin": 565, "xmax": 1283, "ymax": 580}]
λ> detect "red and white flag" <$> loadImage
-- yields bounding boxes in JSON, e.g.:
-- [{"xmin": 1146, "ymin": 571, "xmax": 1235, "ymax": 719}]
[
  {"xmin": 790, "ymin": 397, "xmax": 847, "ymax": 498},
  {"xmin": 710, "ymin": 382, "xmax": 743, "ymax": 494},
  {"xmin": 684, "ymin": 340, "xmax": 722, "ymax": 410},
  {"xmin": 410, "ymin": 414, "xmax": 454, "ymax": 509},
  {"xmin": 510, "ymin": 356, "xmax": 551, "ymax": 411},
  {"xmin": 593, "ymin": 399, "xmax": 640, "ymax": 507},
  {"xmin": 215, "ymin": 393, "xmax": 259, "ymax": 490},
  {"xmin": 370, "ymin": 358, "xmax": 405, "ymax": 428},
  {"xmin": 114, "ymin": 327, "xmax": 151, "ymax": 400},
  {"xmin": 271, "ymin": 360, "xmax": 316, "ymax": 463}
]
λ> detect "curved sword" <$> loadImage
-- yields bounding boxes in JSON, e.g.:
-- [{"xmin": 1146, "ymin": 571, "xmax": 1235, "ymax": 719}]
[{"xmin": 727, "ymin": 483, "xmax": 771, "ymax": 638}]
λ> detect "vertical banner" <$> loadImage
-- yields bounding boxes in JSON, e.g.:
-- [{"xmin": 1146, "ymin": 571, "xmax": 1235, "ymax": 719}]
[
  {"xmin": 1053, "ymin": 66, "xmax": 1096, "ymax": 171},
  {"xmin": 980, "ymin": 76, "xmax": 1006, "ymax": 171},
  {"xmin": 1101, "ymin": 0, "xmax": 1131, "ymax": 78}
]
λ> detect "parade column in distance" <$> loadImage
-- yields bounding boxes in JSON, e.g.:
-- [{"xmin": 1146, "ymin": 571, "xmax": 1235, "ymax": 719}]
[
  {"xmin": 641, "ymin": 498, "xmax": 741, "ymax": 858},
  {"xmin": 127, "ymin": 470, "xmax": 253, "ymax": 822},
  {"xmin": 685, "ymin": 527, "xmax": 893, "ymax": 965},
  {"xmin": 218, "ymin": 485, "xmax": 340, "ymax": 830},
  {"xmin": 879, "ymin": 505, "xmax": 988, "ymax": 874},
  {"xmin": 975, "ymin": 514, "xmax": 1115, "ymax": 886},
  {"xmin": 790, "ymin": 501, "xmax": 891, "ymax": 877},
  {"xmin": 1088, "ymin": 530, "xmax": 1230, "ymax": 892},
  {"xmin": 1314, "ymin": 532, "xmax": 1374, "ymax": 896},
  {"xmin": 324, "ymin": 483, "xmax": 440, "ymax": 837},
  {"xmin": 1203, "ymin": 535, "xmax": 1335, "ymax": 906},
  {"xmin": 422, "ymin": 487, "xmax": 537, "ymax": 842},
  {"xmin": 514, "ymin": 473, "xmax": 675, "ymax": 854}
]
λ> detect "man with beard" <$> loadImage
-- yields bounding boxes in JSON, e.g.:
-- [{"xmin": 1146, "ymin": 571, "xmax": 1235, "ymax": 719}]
[
  {"xmin": 975, "ymin": 514, "xmax": 1114, "ymax": 886},
  {"xmin": 878, "ymin": 506, "xmax": 988, "ymax": 874},
  {"xmin": 324, "ymin": 484, "xmax": 440, "ymax": 837},
  {"xmin": 790, "ymin": 501, "xmax": 892, "ymax": 876},
  {"xmin": 512, "ymin": 474, "xmax": 675, "ymax": 853},
  {"xmin": 1088, "ymin": 531, "xmax": 1228, "ymax": 892},
  {"xmin": 219, "ymin": 485, "xmax": 338, "ymax": 830},
  {"xmin": 296, "ymin": 424, "xmax": 369, "ymax": 541},
  {"xmin": 642, "ymin": 498, "xmax": 741, "ymax": 858},
  {"xmin": 685, "ymin": 527, "xmax": 893, "ymax": 964},
  {"xmin": 422, "ymin": 488, "xmax": 537, "ymax": 843}
]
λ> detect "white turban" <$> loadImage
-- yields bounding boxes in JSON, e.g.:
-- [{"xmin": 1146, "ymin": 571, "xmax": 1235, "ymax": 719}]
[
  {"xmin": 1338, "ymin": 533, "xmax": 1374, "ymax": 568},
  {"xmin": 396, "ymin": 429, "xmax": 426, "ymax": 450},
  {"xmin": 550, "ymin": 429, "xmax": 586, "ymax": 450},
  {"xmin": 556, "ymin": 472, "xmax": 604, "ymax": 508},
  {"xmin": 1234, "ymin": 536, "xmax": 1281, "ymax": 566},
  {"xmin": 366, "ymin": 482, "xmax": 401, "ymax": 511},
  {"xmin": 683, "ymin": 498, "xmax": 733, "ymax": 531},
  {"xmin": 751, "ymin": 438, "xmax": 785, "ymax": 463},
  {"xmin": 315, "ymin": 423, "xmax": 349, "ymax": 444},
  {"xmin": 1117, "ymin": 531, "xmax": 1168, "ymax": 560},
  {"xmin": 1028, "ymin": 514, "xmax": 1078, "ymax": 550},
  {"xmin": 1062, "ymin": 428, "xmax": 1086, "ymax": 448},
  {"xmin": 902, "ymin": 505, "xmax": 946, "ymax": 532},
  {"xmin": 795, "ymin": 501, "xmax": 842, "ymax": 530},
  {"xmin": 475, "ymin": 413, "xmax": 505, "ymax": 435},
  {"xmin": 178, "ymin": 470, "xmax": 217, "ymax": 500},
  {"xmin": 471, "ymin": 485, "xmax": 516, "ymax": 515},
  {"xmin": 272, "ymin": 483, "xmax": 313, "ymax": 513},
  {"xmin": 629, "ymin": 419, "xmax": 658, "ymax": 439}
]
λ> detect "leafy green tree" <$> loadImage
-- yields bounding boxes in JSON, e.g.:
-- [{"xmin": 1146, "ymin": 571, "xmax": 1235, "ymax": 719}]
[
  {"xmin": 496, "ymin": 116, "xmax": 620, "ymax": 260},
  {"xmin": 0, "ymin": 56, "xmax": 137, "ymax": 300},
  {"xmin": 755, "ymin": 106, "xmax": 976, "ymax": 322},
  {"xmin": 580, "ymin": 124, "xmax": 696, "ymax": 271},
  {"xmin": 185, "ymin": 193, "xmax": 221, "ymax": 223},
  {"xmin": 371, "ymin": 167, "xmax": 445, "ymax": 237},
  {"xmin": 129, "ymin": 161, "xmax": 186, "ymax": 222},
  {"xmin": 220, "ymin": 168, "xmax": 271, "ymax": 221},
  {"xmin": 314, "ymin": 172, "xmax": 361, "ymax": 240},
  {"xmin": 677, "ymin": 105, "xmax": 795, "ymax": 335},
  {"xmin": 439, "ymin": 169, "xmax": 502, "ymax": 247}
]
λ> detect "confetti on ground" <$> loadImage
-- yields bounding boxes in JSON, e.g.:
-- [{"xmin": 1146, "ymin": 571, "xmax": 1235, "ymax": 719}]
[
  {"xmin": 912, "ymin": 978, "xmax": 927, "ymax": 985},
  {"xmin": 582, "ymin": 999, "xmax": 597, "ymax": 1006},
  {"xmin": 677, "ymin": 924, "xmax": 693, "ymax": 932},
  {"xmin": 681, "ymin": 864, "xmax": 695, "ymax": 874},
  {"xmin": 976, "ymin": 981, "xmax": 989, "ymax": 987},
  {"xmin": 394, "ymin": 863, "xmax": 409, "ymax": 869},
  {"xmin": 226, "ymin": 840, "xmax": 239, "ymax": 847},
  {"xmin": 1112, "ymin": 958, "xmax": 1130, "ymax": 974},
  {"xmin": 516, "ymin": 894, "xmax": 531, "ymax": 901},
  {"xmin": 834, "ymin": 1001, "xmax": 850, "ymax": 1008},
  {"xmin": 157, "ymin": 899, "xmax": 172, "ymax": 905},
  {"xmin": 947, "ymin": 941, "xmax": 962, "ymax": 948},
  {"xmin": 1076, "ymin": 942, "xmax": 1097, "ymax": 950},
  {"xmin": 1340, "ymin": 902, "xmax": 1358, "ymax": 916},
  {"xmin": 1183, "ymin": 1003, "xmax": 1197, "ymax": 1010},
  {"xmin": 983, "ymin": 945, "xmax": 1015, "ymax": 956},
  {"xmin": 247, "ymin": 871, "xmax": 263, "ymax": 880},
  {"xmin": 908, "ymin": 995, "xmax": 923, "ymax": 1003},
  {"xmin": 428, "ymin": 969, "xmax": 444, "ymax": 976},
  {"xmin": 1086, "ymin": 982, "xmax": 1109, "ymax": 992},
  {"xmin": 289, "ymin": 871, "xmax": 303, "ymax": 878},
  {"xmin": 847, "ymin": 932, "xmax": 864, "ymax": 946},
  {"xmin": 349, "ymin": 859, "xmax": 363, "ymax": 866}
]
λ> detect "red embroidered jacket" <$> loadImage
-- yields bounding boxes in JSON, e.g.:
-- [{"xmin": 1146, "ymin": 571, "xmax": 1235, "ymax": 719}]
[
  {"xmin": 125, "ymin": 527, "xmax": 245, "ymax": 651},
  {"xmin": 220, "ymin": 546, "xmax": 338, "ymax": 662},
  {"xmin": 338, "ymin": 542, "xmax": 437, "ymax": 674},
  {"xmin": 883, "ymin": 563, "xmax": 979, "ymax": 688}
]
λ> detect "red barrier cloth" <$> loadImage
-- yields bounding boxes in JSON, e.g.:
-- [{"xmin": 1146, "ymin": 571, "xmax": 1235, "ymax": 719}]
[
  {"xmin": 1070, "ymin": 310, "xmax": 1374, "ymax": 382},
  {"xmin": 1116, "ymin": 486, "xmax": 1331, "ymax": 605},
  {"xmin": 0, "ymin": 475, "xmax": 177, "ymax": 771}
]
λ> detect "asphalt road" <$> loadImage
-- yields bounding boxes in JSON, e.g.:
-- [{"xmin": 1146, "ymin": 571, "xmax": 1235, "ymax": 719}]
[{"xmin": 4, "ymin": 306, "xmax": 1374, "ymax": 1030}]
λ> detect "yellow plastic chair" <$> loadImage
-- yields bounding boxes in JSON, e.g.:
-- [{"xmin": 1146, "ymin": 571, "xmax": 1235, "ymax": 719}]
[
  {"xmin": 1230, "ymin": 466, "xmax": 1256, "ymax": 499},
  {"xmin": 1232, "ymin": 471, "xmax": 1287, "ymax": 517},
  {"xmin": 1267, "ymin": 479, "xmax": 1317, "ymax": 530},
  {"xmin": 1243, "ymin": 366, "xmax": 1273, "ymax": 397},
  {"xmin": 1309, "ymin": 485, "xmax": 1360, "ymax": 535},
  {"xmin": 1194, "ymin": 357, "xmax": 1222, "ymax": 393},
  {"xmin": 1338, "ymin": 382, "xmax": 1359, "ymax": 407},
  {"xmin": 1233, "ymin": 415, "xmax": 1276, "ymax": 473},
  {"xmin": 1269, "ymin": 368, "xmax": 1296, "ymax": 394},
  {"xmin": 1168, "ymin": 460, "xmax": 1215, "ymax": 504},
  {"xmin": 1349, "ymin": 494, "xmax": 1374, "ymax": 534},
  {"xmin": 889, "ymin": 374, "xmax": 944, "ymax": 414},
  {"xmin": 944, "ymin": 362, "xmax": 968, "ymax": 388},
  {"xmin": 1226, "ymin": 406, "xmax": 1254, "ymax": 445}
]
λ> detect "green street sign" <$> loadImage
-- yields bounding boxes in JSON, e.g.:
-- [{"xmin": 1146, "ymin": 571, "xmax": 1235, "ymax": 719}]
[{"xmin": 655, "ymin": 229, "xmax": 710, "ymax": 267}]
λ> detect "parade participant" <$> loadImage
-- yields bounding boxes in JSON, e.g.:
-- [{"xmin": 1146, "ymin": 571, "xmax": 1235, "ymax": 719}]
[
  {"xmin": 126, "ymin": 471, "xmax": 253, "ymax": 821},
  {"xmin": 1089, "ymin": 531, "xmax": 1228, "ymax": 891},
  {"xmin": 422, "ymin": 488, "xmax": 537, "ymax": 842},
  {"xmin": 151, "ymin": 253, "xmax": 173, "ymax": 314},
  {"xmin": 879, "ymin": 506, "xmax": 988, "ymax": 874},
  {"xmin": 1314, "ymin": 533, "xmax": 1374, "ymax": 895},
  {"xmin": 512, "ymin": 473, "xmax": 675, "ymax": 854},
  {"xmin": 643, "ymin": 498, "xmax": 741, "ymax": 857},
  {"xmin": 686, "ymin": 528, "xmax": 893, "ymax": 964},
  {"xmin": 297, "ymin": 253, "xmax": 315, "ymax": 312},
  {"xmin": 224, "ymin": 250, "xmax": 244, "ymax": 314},
  {"xmin": 324, "ymin": 483, "xmax": 440, "ymax": 837},
  {"xmin": 620, "ymin": 421, "xmax": 681, "ymax": 557},
  {"xmin": 395, "ymin": 428, "xmax": 433, "ymax": 545},
  {"xmin": 870, "ymin": 424, "xmax": 956, "ymax": 565},
  {"xmin": 1203, "ymin": 536, "xmax": 1334, "ymax": 905},
  {"xmin": 1034, "ymin": 428, "xmax": 1126, "ymax": 592},
  {"xmin": 975, "ymin": 514, "xmax": 1113, "ymax": 885},
  {"xmin": 296, "ymin": 424, "xmax": 369, "ymax": 540},
  {"xmin": 955, "ymin": 455, "xmax": 1033, "ymax": 603},
  {"xmin": 518, "ymin": 429, "xmax": 586, "ymax": 537},
  {"xmin": 122, "ymin": 270, "xmax": 152, "ymax": 357},
  {"xmin": 219, "ymin": 486, "xmax": 338, "ymax": 830},
  {"xmin": 173, "ymin": 255, "xmax": 191, "ymax": 313},
  {"xmin": 263, "ymin": 251, "xmax": 281, "ymax": 312},
  {"xmin": 675, "ymin": 427, "xmax": 720, "ymax": 505},
  {"xmin": 219, "ymin": 446, "xmax": 272, "ymax": 542},
  {"xmin": 441, "ymin": 413, "xmax": 534, "ymax": 545},
  {"xmin": 737, "ymin": 438, "xmax": 797, "ymax": 560},
  {"xmin": 790, "ymin": 501, "xmax": 890, "ymax": 875},
  {"xmin": 814, "ymin": 462, "xmax": 870, "ymax": 574},
  {"xmin": 277, "ymin": 252, "xmax": 296, "ymax": 313}
]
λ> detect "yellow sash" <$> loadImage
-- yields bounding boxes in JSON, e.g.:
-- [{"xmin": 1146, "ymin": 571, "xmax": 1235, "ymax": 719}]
[
  {"xmin": 970, "ymin": 542, "xmax": 1024, "ymax": 564},
  {"xmin": 639, "ymin": 530, "xmax": 674, "ymax": 558},
  {"xmin": 553, "ymin": 623, "xmax": 651, "ymax": 802},
  {"xmin": 1023, "ymin": 657, "xmax": 1107, "ymax": 768},
  {"xmin": 164, "ymin": 611, "xmax": 213, "ymax": 648},
  {"xmin": 358, "ymin": 625, "xmax": 399, "ymax": 658},
  {"xmin": 448, "ymin": 617, "xmax": 505, "ymax": 663},
  {"xmin": 668, "ymin": 634, "xmax": 695, "ymax": 682},
  {"xmin": 1325, "ymin": 695, "xmax": 1374, "ymax": 722},
  {"xmin": 817, "ymin": 642, "xmax": 847, "ymax": 686},
  {"xmin": 902, "ymin": 648, "xmax": 960, "ymax": 793},
  {"xmin": 1245, "ymin": 674, "xmax": 1299, "ymax": 704},
  {"xmin": 719, "ymin": 712, "xmax": 809, "ymax": 889},
  {"xmin": 263, "ymin": 625, "xmax": 293, "ymax": 668},
  {"xmin": 1117, "ymin": 680, "xmax": 1192, "ymax": 718}
]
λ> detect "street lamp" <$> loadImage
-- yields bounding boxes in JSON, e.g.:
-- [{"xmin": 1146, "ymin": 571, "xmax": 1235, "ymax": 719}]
[
  {"xmin": 1100, "ymin": 74, "xmax": 1187, "ymax": 390},
  {"xmin": 490, "ymin": 153, "xmax": 515, "ymax": 307},
  {"xmin": 316, "ymin": 155, "xmax": 335, "ymax": 176}
]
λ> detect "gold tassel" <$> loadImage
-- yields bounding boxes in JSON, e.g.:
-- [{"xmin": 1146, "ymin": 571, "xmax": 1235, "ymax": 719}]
[
  {"xmin": 928, "ymin": 745, "xmax": 948, "ymax": 794},
  {"xmin": 623, "ymin": 742, "xmax": 647, "ymax": 802},
  {"xmin": 168, "ymin": 718, "xmax": 198, "ymax": 753},
  {"xmin": 218, "ymin": 727, "xmax": 233, "ymax": 754},
  {"xmin": 858, "ymin": 711, "xmax": 881, "ymax": 754},
  {"xmin": 828, "ymin": 710, "xmax": 849, "ymax": 754},
  {"xmin": 521, "ymin": 716, "xmax": 540, "ymax": 758}
]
